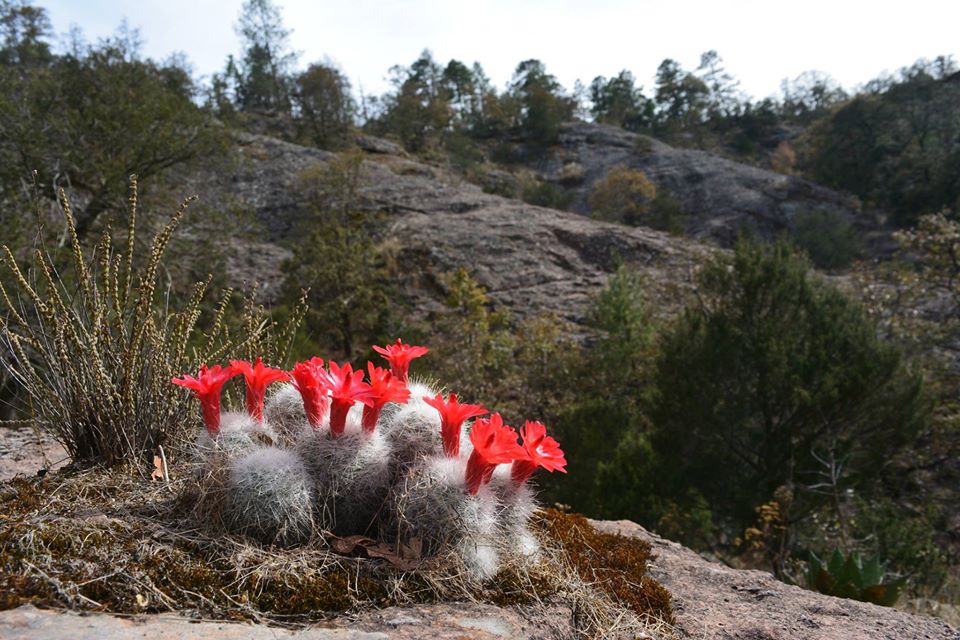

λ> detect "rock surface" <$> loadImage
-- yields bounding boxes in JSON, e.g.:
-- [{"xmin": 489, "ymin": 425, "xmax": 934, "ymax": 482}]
[
  {"xmin": 0, "ymin": 424, "xmax": 67, "ymax": 481},
  {"xmin": 550, "ymin": 122, "xmax": 873, "ymax": 248},
  {"xmin": 592, "ymin": 519, "xmax": 960, "ymax": 640},
  {"xmin": 0, "ymin": 602, "xmax": 574, "ymax": 640}
]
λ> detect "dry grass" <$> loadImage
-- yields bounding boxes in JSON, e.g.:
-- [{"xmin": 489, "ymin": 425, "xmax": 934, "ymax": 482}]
[
  {"xmin": 0, "ymin": 178, "xmax": 306, "ymax": 467},
  {"xmin": 0, "ymin": 463, "xmax": 674, "ymax": 638}
]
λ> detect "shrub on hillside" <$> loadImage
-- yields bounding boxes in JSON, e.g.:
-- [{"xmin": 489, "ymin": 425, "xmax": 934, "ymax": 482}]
[
  {"xmin": 790, "ymin": 208, "xmax": 860, "ymax": 269},
  {"xmin": 589, "ymin": 165, "xmax": 658, "ymax": 227}
]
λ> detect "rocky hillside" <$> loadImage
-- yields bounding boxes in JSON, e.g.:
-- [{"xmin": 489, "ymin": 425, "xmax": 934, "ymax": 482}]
[
  {"xmin": 179, "ymin": 119, "xmax": 890, "ymax": 325},
  {"xmin": 184, "ymin": 132, "xmax": 710, "ymax": 323},
  {"xmin": 542, "ymin": 122, "xmax": 872, "ymax": 248}
]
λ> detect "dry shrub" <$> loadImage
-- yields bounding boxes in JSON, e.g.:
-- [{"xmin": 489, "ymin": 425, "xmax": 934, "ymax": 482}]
[
  {"xmin": 589, "ymin": 164, "xmax": 657, "ymax": 226},
  {"xmin": 0, "ymin": 177, "xmax": 306, "ymax": 467}
]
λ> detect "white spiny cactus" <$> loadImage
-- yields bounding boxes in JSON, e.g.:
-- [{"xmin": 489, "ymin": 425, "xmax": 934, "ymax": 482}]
[
  {"xmin": 263, "ymin": 383, "xmax": 308, "ymax": 446},
  {"xmin": 222, "ymin": 446, "xmax": 314, "ymax": 547},
  {"xmin": 392, "ymin": 454, "xmax": 501, "ymax": 579},
  {"xmin": 490, "ymin": 465, "xmax": 541, "ymax": 559},
  {"xmin": 294, "ymin": 402, "xmax": 394, "ymax": 536},
  {"xmin": 182, "ymin": 344, "xmax": 564, "ymax": 580},
  {"xmin": 378, "ymin": 379, "xmax": 443, "ymax": 466}
]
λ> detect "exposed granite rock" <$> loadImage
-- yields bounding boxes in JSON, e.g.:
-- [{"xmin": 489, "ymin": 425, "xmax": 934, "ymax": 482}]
[
  {"xmin": 0, "ymin": 424, "xmax": 66, "ymax": 481},
  {"xmin": 0, "ymin": 602, "xmax": 575, "ymax": 640},
  {"xmin": 592, "ymin": 519, "xmax": 960, "ymax": 640},
  {"xmin": 355, "ymin": 134, "xmax": 406, "ymax": 156},
  {"xmin": 387, "ymin": 201, "xmax": 706, "ymax": 325},
  {"xmin": 549, "ymin": 122, "xmax": 874, "ymax": 248}
]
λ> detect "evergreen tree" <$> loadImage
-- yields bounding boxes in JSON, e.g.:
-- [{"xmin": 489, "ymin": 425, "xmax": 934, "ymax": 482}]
[
  {"xmin": 282, "ymin": 152, "xmax": 391, "ymax": 360},
  {"xmin": 589, "ymin": 70, "xmax": 653, "ymax": 131},
  {"xmin": 650, "ymin": 238, "xmax": 928, "ymax": 531},
  {"xmin": 294, "ymin": 62, "xmax": 355, "ymax": 149},
  {"xmin": 653, "ymin": 58, "xmax": 709, "ymax": 131},
  {"xmin": 508, "ymin": 59, "xmax": 576, "ymax": 146},
  {"xmin": 0, "ymin": 22, "xmax": 226, "ymax": 235},
  {"xmin": 233, "ymin": 0, "xmax": 297, "ymax": 113},
  {"xmin": 0, "ymin": 0, "xmax": 51, "ymax": 67}
]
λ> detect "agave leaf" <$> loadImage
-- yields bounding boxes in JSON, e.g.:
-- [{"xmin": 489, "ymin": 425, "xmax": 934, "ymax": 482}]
[
  {"xmin": 861, "ymin": 556, "xmax": 885, "ymax": 587},
  {"xmin": 838, "ymin": 553, "xmax": 863, "ymax": 589},
  {"xmin": 827, "ymin": 548, "xmax": 846, "ymax": 576},
  {"xmin": 812, "ymin": 568, "xmax": 836, "ymax": 595}
]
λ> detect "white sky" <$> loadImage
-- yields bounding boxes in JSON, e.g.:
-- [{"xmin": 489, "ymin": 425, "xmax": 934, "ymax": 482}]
[{"xmin": 41, "ymin": 0, "xmax": 960, "ymax": 100}]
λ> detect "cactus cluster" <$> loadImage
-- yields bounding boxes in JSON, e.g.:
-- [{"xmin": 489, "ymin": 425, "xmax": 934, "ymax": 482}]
[{"xmin": 172, "ymin": 340, "xmax": 567, "ymax": 579}]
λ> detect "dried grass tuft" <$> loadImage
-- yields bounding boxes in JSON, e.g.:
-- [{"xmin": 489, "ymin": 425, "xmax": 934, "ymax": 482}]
[{"xmin": 0, "ymin": 179, "xmax": 306, "ymax": 467}]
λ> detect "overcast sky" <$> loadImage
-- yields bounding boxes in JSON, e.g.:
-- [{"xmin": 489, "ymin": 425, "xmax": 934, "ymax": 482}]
[{"xmin": 41, "ymin": 1, "xmax": 960, "ymax": 100}]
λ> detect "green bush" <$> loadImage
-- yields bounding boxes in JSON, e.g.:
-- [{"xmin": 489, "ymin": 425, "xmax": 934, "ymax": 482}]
[
  {"xmin": 589, "ymin": 165, "xmax": 657, "ymax": 226},
  {"xmin": 522, "ymin": 180, "xmax": 573, "ymax": 210},
  {"xmin": 648, "ymin": 190, "xmax": 688, "ymax": 235},
  {"xmin": 790, "ymin": 209, "xmax": 860, "ymax": 269}
]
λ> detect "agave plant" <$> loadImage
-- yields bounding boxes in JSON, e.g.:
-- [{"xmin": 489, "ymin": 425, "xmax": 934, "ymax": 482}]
[{"xmin": 806, "ymin": 549, "xmax": 905, "ymax": 606}]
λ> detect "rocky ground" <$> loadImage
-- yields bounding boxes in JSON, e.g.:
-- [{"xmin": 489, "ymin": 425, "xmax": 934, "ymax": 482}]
[
  {"xmin": 592, "ymin": 519, "xmax": 959, "ymax": 640},
  {"xmin": 0, "ymin": 424, "xmax": 66, "ymax": 482}
]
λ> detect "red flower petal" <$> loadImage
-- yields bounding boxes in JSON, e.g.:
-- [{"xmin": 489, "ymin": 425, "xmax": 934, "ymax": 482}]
[
  {"xmin": 511, "ymin": 420, "xmax": 567, "ymax": 486},
  {"xmin": 372, "ymin": 339, "xmax": 429, "ymax": 383},
  {"xmin": 423, "ymin": 392, "xmax": 487, "ymax": 457},
  {"xmin": 231, "ymin": 357, "xmax": 289, "ymax": 421},
  {"xmin": 361, "ymin": 363, "xmax": 411, "ymax": 433},
  {"xmin": 171, "ymin": 364, "xmax": 239, "ymax": 435},
  {"xmin": 465, "ymin": 413, "xmax": 524, "ymax": 494}
]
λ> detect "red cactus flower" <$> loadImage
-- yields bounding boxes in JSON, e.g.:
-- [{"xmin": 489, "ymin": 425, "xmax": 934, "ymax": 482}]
[
  {"xmin": 511, "ymin": 420, "xmax": 567, "ymax": 486},
  {"xmin": 361, "ymin": 363, "xmax": 411, "ymax": 433},
  {"xmin": 230, "ymin": 357, "xmax": 289, "ymax": 422},
  {"xmin": 423, "ymin": 393, "xmax": 487, "ymax": 458},
  {"xmin": 290, "ymin": 357, "xmax": 330, "ymax": 428},
  {"xmin": 171, "ymin": 364, "xmax": 239, "ymax": 435},
  {"xmin": 323, "ymin": 361, "xmax": 376, "ymax": 437},
  {"xmin": 465, "ymin": 413, "xmax": 525, "ymax": 495},
  {"xmin": 372, "ymin": 339, "xmax": 429, "ymax": 383}
]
